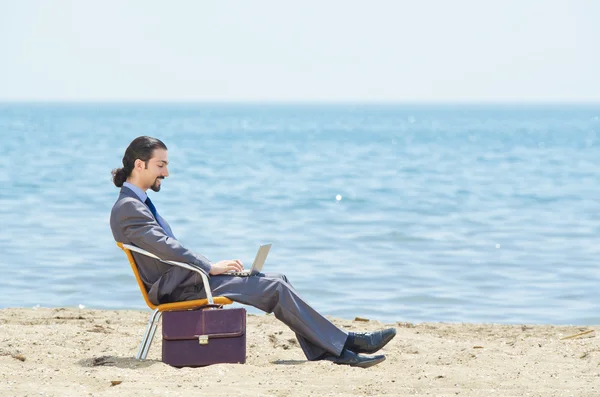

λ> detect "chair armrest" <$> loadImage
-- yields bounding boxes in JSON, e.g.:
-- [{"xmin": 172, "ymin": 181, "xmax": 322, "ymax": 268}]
[{"xmin": 121, "ymin": 243, "xmax": 215, "ymax": 305}]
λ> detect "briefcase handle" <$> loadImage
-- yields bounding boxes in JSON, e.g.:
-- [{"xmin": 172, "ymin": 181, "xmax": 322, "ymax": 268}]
[
  {"xmin": 121, "ymin": 243, "xmax": 215, "ymax": 305},
  {"xmin": 192, "ymin": 304, "xmax": 224, "ymax": 310}
]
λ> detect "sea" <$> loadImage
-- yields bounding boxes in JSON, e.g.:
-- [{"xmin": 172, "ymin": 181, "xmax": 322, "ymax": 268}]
[{"xmin": 1, "ymin": 102, "xmax": 599, "ymax": 325}]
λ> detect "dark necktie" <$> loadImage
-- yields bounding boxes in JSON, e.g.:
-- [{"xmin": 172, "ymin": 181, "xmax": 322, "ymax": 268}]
[
  {"xmin": 144, "ymin": 196, "xmax": 174, "ymax": 237},
  {"xmin": 144, "ymin": 197, "xmax": 159, "ymax": 219}
]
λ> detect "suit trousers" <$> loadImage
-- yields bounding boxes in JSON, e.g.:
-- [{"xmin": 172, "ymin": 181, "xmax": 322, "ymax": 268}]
[{"xmin": 185, "ymin": 272, "xmax": 347, "ymax": 361}]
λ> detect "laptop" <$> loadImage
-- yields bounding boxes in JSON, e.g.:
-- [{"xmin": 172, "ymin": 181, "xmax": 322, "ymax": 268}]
[{"xmin": 223, "ymin": 243, "xmax": 272, "ymax": 277}]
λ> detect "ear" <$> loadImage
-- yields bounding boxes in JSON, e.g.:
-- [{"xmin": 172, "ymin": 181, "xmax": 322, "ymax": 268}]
[{"xmin": 134, "ymin": 159, "xmax": 145, "ymax": 170}]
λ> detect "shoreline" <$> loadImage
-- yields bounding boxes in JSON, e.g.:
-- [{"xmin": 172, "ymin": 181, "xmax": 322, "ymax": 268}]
[{"xmin": 1, "ymin": 308, "xmax": 598, "ymax": 396}]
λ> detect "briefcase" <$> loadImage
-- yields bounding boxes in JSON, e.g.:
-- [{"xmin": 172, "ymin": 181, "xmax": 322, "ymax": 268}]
[{"xmin": 162, "ymin": 307, "xmax": 246, "ymax": 367}]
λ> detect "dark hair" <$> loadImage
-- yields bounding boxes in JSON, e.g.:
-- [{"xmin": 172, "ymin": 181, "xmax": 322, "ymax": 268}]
[{"xmin": 111, "ymin": 136, "xmax": 168, "ymax": 187}]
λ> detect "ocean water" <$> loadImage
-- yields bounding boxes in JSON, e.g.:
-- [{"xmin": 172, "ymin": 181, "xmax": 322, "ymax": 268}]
[{"xmin": 1, "ymin": 102, "xmax": 600, "ymax": 325}]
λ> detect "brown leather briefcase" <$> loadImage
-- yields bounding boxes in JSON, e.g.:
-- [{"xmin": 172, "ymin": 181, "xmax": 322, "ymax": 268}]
[{"xmin": 162, "ymin": 307, "xmax": 246, "ymax": 367}]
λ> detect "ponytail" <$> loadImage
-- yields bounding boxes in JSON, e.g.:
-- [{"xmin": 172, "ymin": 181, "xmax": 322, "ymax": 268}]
[{"xmin": 111, "ymin": 167, "xmax": 129, "ymax": 187}]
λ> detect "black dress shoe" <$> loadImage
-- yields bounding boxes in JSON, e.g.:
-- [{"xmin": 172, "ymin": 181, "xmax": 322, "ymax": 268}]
[
  {"xmin": 345, "ymin": 327, "xmax": 397, "ymax": 354},
  {"xmin": 321, "ymin": 348, "xmax": 386, "ymax": 369}
]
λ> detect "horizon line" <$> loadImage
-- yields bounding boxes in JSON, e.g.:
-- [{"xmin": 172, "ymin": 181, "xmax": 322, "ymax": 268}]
[{"xmin": 1, "ymin": 99, "xmax": 600, "ymax": 105}]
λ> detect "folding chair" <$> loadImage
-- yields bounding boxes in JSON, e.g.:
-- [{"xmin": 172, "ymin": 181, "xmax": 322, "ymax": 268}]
[{"xmin": 116, "ymin": 242, "xmax": 233, "ymax": 360}]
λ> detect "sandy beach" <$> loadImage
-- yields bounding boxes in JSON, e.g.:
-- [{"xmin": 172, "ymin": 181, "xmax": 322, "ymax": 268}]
[{"xmin": 0, "ymin": 308, "xmax": 598, "ymax": 397}]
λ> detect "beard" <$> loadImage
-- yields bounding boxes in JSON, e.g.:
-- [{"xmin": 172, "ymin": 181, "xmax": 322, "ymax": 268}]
[{"xmin": 150, "ymin": 177, "xmax": 163, "ymax": 192}]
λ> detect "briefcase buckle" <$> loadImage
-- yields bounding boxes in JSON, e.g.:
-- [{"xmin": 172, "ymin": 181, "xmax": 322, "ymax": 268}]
[{"xmin": 198, "ymin": 335, "xmax": 209, "ymax": 345}]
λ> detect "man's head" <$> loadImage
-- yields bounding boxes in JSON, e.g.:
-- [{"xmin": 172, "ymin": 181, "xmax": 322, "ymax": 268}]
[{"xmin": 112, "ymin": 136, "xmax": 169, "ymax": 192}]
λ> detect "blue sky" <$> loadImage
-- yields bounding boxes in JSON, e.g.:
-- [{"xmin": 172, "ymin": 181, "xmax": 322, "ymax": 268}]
[{"xmin": 1, "ymin": 0, "xmax": 599, "ymax": 102}]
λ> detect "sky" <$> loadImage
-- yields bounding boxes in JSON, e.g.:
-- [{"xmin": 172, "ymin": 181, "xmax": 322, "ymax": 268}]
[{"xmin": 1, "ymin": 0, "xmax": 599, "ymax": 102}]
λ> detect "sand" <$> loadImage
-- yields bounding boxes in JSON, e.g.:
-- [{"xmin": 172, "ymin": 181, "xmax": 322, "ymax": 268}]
[{"xmin": 0, "ymin": 307, "xmax": 598, "ymax": 396}]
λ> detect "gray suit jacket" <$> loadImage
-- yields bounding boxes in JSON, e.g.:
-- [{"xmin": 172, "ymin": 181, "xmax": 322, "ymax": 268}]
[{"xmin": 110, "ymin": 186, "xmax": 212, "ymax": 305}]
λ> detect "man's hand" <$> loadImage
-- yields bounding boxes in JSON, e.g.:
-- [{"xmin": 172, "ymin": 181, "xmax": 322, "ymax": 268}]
[{"xmin": 209, "ymin": 259, "xmax": 244, "ymax": 275}]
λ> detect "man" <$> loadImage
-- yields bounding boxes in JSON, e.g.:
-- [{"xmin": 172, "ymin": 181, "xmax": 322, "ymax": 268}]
[{"xmin": 110, "ymin": 136, "xmax": 396, "ymax": 368}]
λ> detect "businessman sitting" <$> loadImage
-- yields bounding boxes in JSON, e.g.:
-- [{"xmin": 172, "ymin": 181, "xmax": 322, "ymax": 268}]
[{"xmin": 110, "ymin": 136, "xmax": 396, "ymax": 368}]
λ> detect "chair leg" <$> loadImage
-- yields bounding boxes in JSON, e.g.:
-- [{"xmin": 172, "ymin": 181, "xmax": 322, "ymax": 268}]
[
  {"xmin": 141, "ymin": 311, "xmax": 162, "ymax": 360},
  {"xmin": 136, "ymin": 309, "xmax": 160, "ymax": 360}
]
